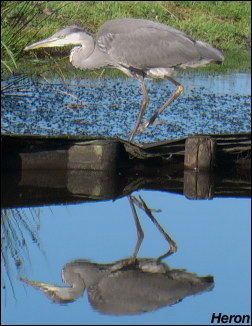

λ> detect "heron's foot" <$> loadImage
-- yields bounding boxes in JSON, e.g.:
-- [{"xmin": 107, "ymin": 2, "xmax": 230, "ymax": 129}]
[
  {"xmin": 137, "ymin": 259, "xmax": 168, "ymax": 274},
  {"xmin": 136, "ymin": 120, "xmax": 164, "ymax": 135},
  {"xmin": 110, "ymin": 257, "xmax": 137, "ymax": 272},
  {"xmin": 127, "ymin": 130, "xmax": 143, "ymax": 146},
  {"xmin": 135, "ymin": 120, "xmax": 151, "ymax": 135}
]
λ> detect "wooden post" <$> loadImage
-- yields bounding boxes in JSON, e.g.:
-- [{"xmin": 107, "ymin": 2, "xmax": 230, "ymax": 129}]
[
  {"xmin": 14, "ymin": 140, "xmax": 120, "ymax": 171},
  {"xmin": 184, "ymin": 136, "xmax": 216, "ymax": 171},
  {"xmin": 184, "ymin": 136, "xmax": 215, "ymax": 199},
  {"xmin": 183, "ymin": 170, "xmax": 214, "ymax": 199},
  {"xmin": 67, "ymin": 140, "xmax": 120, "ymax": 170}
]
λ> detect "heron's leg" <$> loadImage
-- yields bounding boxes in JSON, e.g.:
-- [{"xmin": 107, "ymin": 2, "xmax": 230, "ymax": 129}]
[
  {"xmin": 132, "ymin": 195, "xmax": 177, "ymax": 262},
  {"xmin": 128, "ymin": 195, "xmax": 144, "ymax": 258},
  {"xmin": 128, "ymin": 76, "xmax": 149, "ymax": 142},
  {"xmin": 136, "ymin": 77, "xmax": 184, "ymax": 135}
]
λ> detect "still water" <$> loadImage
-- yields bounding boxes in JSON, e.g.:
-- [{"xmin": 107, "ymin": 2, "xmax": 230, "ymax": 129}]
[
  {"xmin": 1, "ymin": 72, "xmax": 251, "ymax": 325},
  {"xmin": 1, "ymin": 192, "xmax": 251, "ymax": 325}
]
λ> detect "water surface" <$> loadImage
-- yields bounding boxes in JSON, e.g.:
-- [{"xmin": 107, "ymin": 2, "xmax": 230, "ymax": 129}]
[{"xmin": 1, "ymin": 72, "xmax": 250, "ymax": 142}]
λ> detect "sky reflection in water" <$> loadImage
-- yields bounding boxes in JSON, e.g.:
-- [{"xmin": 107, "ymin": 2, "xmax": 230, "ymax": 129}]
[{"xmin": 1, "ymin": 191, "xmax": 251, "ymax": 325}]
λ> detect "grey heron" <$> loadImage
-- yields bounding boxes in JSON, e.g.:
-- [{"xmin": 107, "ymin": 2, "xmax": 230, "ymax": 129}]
[
  {"xmin": 20, "ymin": 258, "xmax": 214, "ymax": 315},
  {"xmin": 25, "ymin": 18, "xmax": 224, "ymax": 142}
]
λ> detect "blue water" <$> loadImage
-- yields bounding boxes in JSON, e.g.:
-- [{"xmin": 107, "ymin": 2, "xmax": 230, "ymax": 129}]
[
  {"xmin": 1, "ymin": 72, "xmax": 251, "ymax": 142},
  {"xmin": 1, "ymin": 192, "xmax": 251, "ymax": 325}
]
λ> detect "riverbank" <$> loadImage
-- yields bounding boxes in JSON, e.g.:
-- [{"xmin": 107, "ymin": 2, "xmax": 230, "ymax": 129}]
[{"xmin": 1, "ymin": 1, "xmax": 251, "ymax": 74}]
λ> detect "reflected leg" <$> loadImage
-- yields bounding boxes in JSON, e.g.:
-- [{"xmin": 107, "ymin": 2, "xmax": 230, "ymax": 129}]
[
  {"xmin": 128, "ymin": 195, "xmax": 144, "ymax": 258},
  {"xmin": 136, "ymin": 77, "xmax": 184, "ymax": 135},
  {"xmin": 132, "ymin": 195, "xmax": 177, "ymax": 261}
]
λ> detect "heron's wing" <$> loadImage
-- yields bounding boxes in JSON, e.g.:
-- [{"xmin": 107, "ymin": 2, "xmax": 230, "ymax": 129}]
[
  {"xmin": 97, "ymin": 28, "xmax": 195, "ymax": 69},
  {"xmin": 97, "ymin": 19, "xmax": 222, "ymax": 69},
  {"xmin": 88, "ymin": 270, "xmax": 213, "ymax": 315}
]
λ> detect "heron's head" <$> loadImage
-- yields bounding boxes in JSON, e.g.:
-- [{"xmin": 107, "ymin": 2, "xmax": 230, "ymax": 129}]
[
  {"xmin": 19, "ymin": 276, "xmax": 85, "ymax": 303},
  {"xmin": 24, "ymin": 25, "xmax": 91, "ymax": 50}
]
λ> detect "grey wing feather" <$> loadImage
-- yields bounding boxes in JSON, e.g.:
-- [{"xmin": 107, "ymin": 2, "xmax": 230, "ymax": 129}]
[
  {"xmin": 101, "ymin": 28, "xmax": 198, "ymax": 68},
  {"xmin": 97, "ymin": 18, "xmax": 223, "ymax": 70}
]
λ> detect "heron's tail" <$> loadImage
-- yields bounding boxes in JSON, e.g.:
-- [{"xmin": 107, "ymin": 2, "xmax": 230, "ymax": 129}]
[{"xmin": 195, "ymin": 40, "xmax": 224, "ymax": 63}]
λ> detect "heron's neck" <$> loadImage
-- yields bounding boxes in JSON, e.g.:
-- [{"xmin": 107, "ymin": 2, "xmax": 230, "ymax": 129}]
[
  {"xmin": 70, "ymin": 37, "xmax": 112, "ymax": 70},
  {"xmin": 70, "ymin": 34, "xmax": 95, "ymax": 69}
]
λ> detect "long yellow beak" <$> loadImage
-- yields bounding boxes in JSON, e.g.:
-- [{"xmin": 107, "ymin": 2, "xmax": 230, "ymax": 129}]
[{"xmin": 24, "ymin": 36, "xmax": 67, "ymax": 50}]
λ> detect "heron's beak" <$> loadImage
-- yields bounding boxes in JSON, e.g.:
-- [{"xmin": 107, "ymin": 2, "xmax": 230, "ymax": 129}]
[
  {"xmin": 24, "ymin": 36, "xmax": 67, "ymax": 50},
  {"xmin": 18, "ymin": 277, "xmax": 78, "ymax": 302}
]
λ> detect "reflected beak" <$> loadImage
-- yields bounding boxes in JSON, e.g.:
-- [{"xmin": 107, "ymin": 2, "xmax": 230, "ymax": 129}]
[
  {"xmin": 18, "ymin": 277, "xmax": 77, "ymax": 302},
  {"xmin": 24, "ymin": 36, "xmax": 67, "ymax": 50},
  {"xmin": 19, "ymin": 276, "xmax": 60, "ymax": 290},
  {"xmin": 18, "ymin": 277, "xmax": 85, "ymax": 303}
]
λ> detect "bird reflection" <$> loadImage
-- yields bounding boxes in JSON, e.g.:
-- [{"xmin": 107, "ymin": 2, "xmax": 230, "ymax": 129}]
[
  {"xmin": 19, "ymin": 195, "xmax": 214, "ymax": 315},
  {"xmin": 20, "ymin": 257, "xmax": 213, "ymax": 315}
]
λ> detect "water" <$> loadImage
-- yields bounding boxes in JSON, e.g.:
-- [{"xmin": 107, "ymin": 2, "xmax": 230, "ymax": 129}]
[
  {"xmin": 1, "ymin": 72, "xmax": 251, "ymax": 142},
  {"xmin": 1, "ymin": 72, "xmax": 251, "ymax": 325},
  {"xmin": 1, "ymin": 192, "xmax": 251, "ymax": 325}
]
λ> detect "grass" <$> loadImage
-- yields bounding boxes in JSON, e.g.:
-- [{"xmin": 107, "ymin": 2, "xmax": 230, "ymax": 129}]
[
  {"xmin": 1, "ymin": 207, "xmax": 41, "ymax": 296},
  {"xmin": 1, "ymin": 1, "xmax": 251, "ymax": 75}
]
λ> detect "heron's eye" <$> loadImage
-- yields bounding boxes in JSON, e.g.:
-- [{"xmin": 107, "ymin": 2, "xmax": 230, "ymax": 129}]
[{"xmin": 59, "ymin": 34, "xmax": 66, "ymax": 39}]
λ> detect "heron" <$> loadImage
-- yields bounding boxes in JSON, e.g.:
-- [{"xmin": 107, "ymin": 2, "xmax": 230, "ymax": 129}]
[
  {"xmin": 20, "ymin": 258, "xmax": 214, "ymax": 315},
  {"xmin": 25, "ymin": 18, "xmax": 224, "ymax": 142}
]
